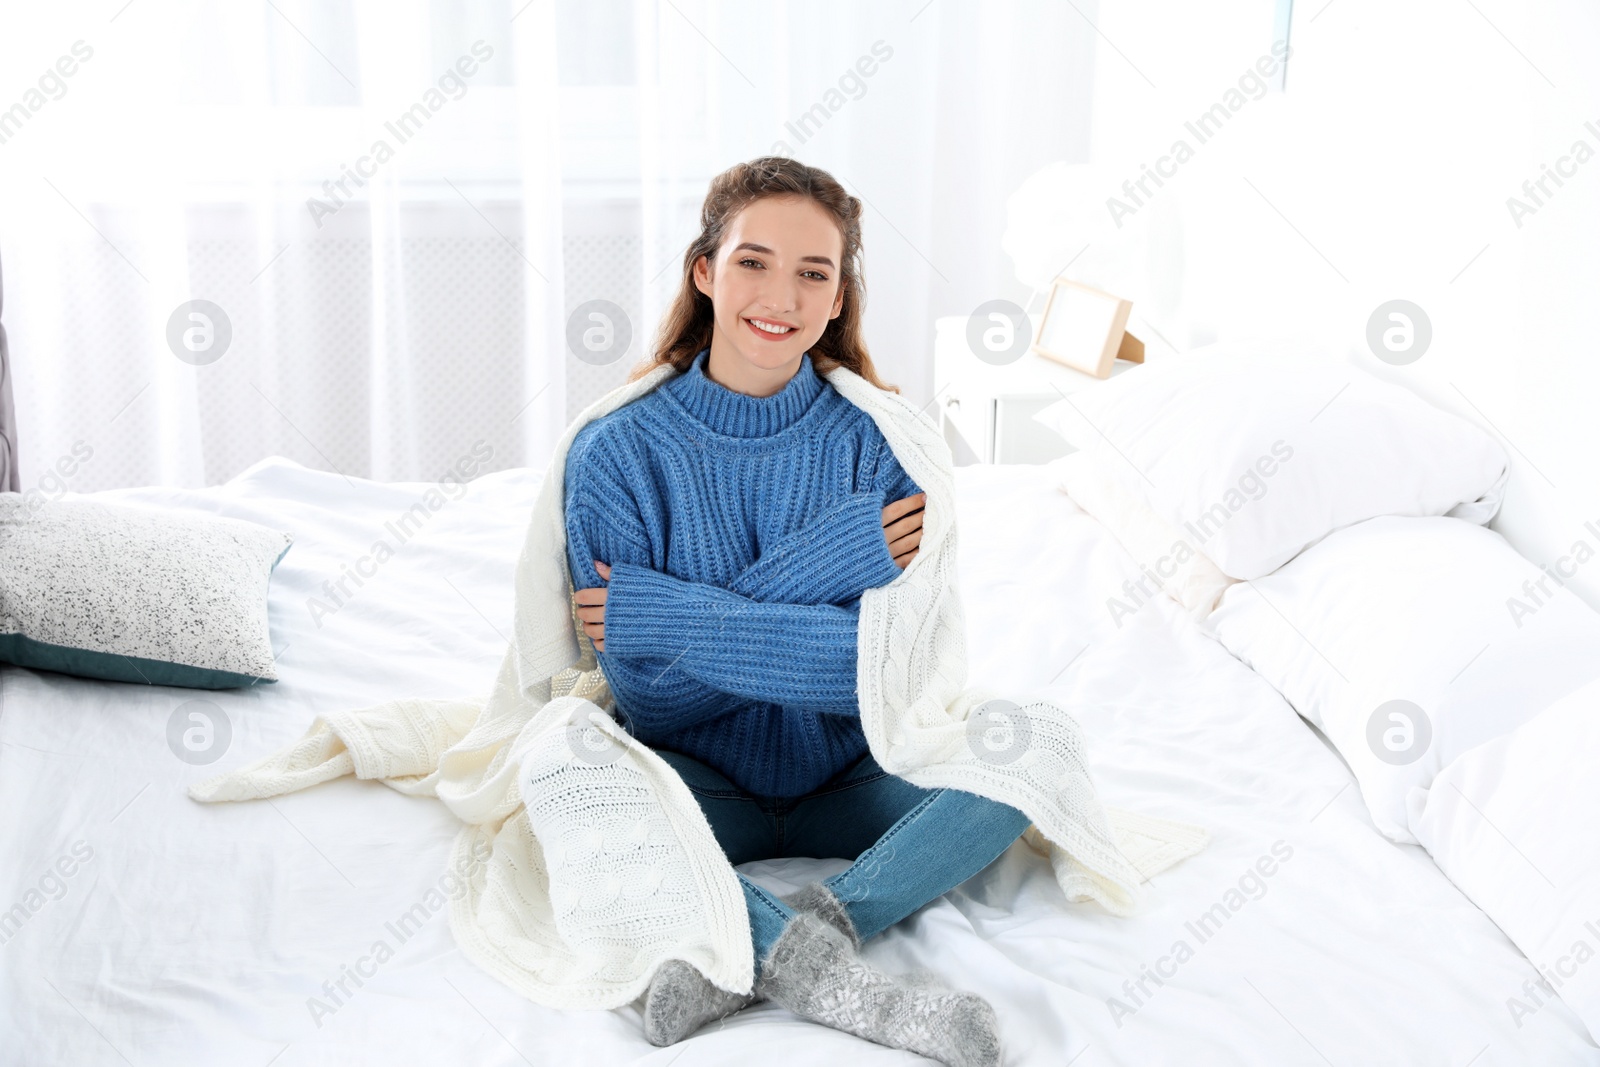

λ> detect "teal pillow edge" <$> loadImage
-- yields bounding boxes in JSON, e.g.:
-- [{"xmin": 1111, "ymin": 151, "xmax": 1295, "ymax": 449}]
[{"xmin": 0, "ymin": 632, "xmax": 277, "ymax": 690}]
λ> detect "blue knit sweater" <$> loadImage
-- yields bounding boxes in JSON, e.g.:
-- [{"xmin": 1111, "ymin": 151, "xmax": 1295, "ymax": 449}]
[{"xmin": 562, "ymin": 349, "xmax": 922, "ymax": 798}]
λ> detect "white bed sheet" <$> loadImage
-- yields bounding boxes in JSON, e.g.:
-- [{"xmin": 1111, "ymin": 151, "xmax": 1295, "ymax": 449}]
[{"xmin": 1, "ymin": 456, "xmax": 1595, "ymax": 1066}]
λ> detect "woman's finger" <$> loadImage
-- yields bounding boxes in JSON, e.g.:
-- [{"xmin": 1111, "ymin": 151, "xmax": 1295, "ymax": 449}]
[
  {"xmin": 581, "ymin": 618, "xmax": 605, "ymax": 649},
  {"xmin": 576, "ymin": 589, "xmax": 606, "ymax": 644},
  {"xmin": 882, "ymin": 492, "xmax": 926, "ymax": 521},
  {"xmin": 576, "ymin": 575, "xmax": 607, "ymax": 651},
  {"xmin": 893, "ymin": 547, "xmax": 919, "ymax": 568},
  {"xmin": 883, "ymin": 510, "xmax": 924, "ymax": 543},
  {"xmin": 880, "ymin": 492, "xmax": 926, "ymax": 527},
  {"xmin": 888, "ymin": 526, "xmax": 923, "ymax": 556}
]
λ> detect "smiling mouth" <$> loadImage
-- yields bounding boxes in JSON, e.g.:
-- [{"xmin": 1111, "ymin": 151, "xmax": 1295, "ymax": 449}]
[{"xmin": 744, "ymin": 316, "xmax": 797, "ymax": 338}]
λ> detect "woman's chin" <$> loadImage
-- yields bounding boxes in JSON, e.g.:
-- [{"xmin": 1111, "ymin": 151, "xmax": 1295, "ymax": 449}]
[{"xmin": 733, "ymin": 343, "xmax": 804, "ymax": 373}]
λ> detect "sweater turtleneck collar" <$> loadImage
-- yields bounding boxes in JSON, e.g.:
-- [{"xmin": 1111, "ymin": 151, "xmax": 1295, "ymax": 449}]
[{"xmin": 665, "ymin": 348, "xmax": 825, "ymax": 438}]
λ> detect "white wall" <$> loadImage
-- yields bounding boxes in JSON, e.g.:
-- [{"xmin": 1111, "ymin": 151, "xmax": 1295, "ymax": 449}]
[{"xmin": 1056, "ymin": 0, "xmax": 1600, "ymax": 611}]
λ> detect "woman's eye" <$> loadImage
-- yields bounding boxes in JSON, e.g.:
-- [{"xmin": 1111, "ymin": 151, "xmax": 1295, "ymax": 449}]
[{"xmin": 736, "ymin": 257, "xmax": 825, "ymax": 282}]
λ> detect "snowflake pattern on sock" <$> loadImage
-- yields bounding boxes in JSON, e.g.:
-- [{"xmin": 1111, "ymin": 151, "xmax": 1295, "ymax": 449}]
[{"xmin": 756, "ymin": 913, "xmax": 1002, "ymax": 1067}]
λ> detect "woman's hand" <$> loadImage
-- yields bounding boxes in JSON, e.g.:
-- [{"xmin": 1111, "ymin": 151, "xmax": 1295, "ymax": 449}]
[
  {"xmin": 574, "ymin": 560, "xmax": 612, "ymax": 652},
  {"xmin": 882, "ymin": 492, "xmax": 926, "ymax": 568},
  {"xmin": 576, "ymin": 493, "xmax": 924, "ymax": 652}
]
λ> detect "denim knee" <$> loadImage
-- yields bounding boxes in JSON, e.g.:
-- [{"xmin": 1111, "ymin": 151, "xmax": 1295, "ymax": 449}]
[{"xmin": 966, "ymin": 792, "xmax": 1034, "ymax": 842}]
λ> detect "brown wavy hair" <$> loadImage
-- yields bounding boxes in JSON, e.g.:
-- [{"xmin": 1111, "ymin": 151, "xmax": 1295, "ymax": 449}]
[{"xmin": 627, "ymin": 156, "xmax": 899, "ymax": 393}]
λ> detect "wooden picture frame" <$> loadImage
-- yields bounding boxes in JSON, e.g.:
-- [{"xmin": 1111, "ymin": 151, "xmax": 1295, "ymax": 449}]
[{"xmin": 1031, "ymin": 277, "xmax": 1143, "ymax": 379}]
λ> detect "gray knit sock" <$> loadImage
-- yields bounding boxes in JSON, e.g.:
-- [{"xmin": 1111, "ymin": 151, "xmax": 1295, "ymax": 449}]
[
  {"xmin": 780, "ymin": 880, "xmax": 861, "ymax": 950},
  {"xmin": 756, "ymin": 912, "xmax": 1002, "ymax": 1067},
  {"xmin": 641, "ymin": 959, "xmax": 759, "ymax": 1046}
]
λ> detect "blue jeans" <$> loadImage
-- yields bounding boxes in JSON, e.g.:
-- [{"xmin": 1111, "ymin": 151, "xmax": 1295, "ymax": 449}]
[{"xmin": 653, "ymin": 746, "xmax": 1033, "ymax": 980}]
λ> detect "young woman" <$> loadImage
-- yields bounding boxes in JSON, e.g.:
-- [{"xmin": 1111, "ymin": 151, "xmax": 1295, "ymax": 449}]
[{"xmin": 563, "ymin": 157, "xmax": 1027, "ymax": 1066}]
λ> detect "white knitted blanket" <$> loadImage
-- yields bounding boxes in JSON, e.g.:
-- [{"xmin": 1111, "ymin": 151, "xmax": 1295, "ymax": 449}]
[{"xmin": 190, "ymin": 361, "xmax": 1209, "ymax": 1010}]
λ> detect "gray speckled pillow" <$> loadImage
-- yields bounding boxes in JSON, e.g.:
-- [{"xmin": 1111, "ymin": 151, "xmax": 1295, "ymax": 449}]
[{"xmin": 0, "ymin": 494, "xmax": 293, "ymax": 688}]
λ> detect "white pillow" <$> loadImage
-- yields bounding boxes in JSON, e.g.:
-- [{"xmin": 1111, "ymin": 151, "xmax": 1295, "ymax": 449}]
[
  {"xmin": 1205, "ymin": 515, "xmax": 1600, "ymax": 844},
  {"xmin": 1032, "ymin": 340, "xmax": 1510, "ymax": 579},
  {"xmin": 1049, "ymin": 452, "xmax": 1236, "ymax": 619},
  {"xmin": 0, "ymin": 494, "xmax": 293, "ymax": 688},
  {"xmin": 1408, "ymin": 677, "xmax": 1600, "ymax": 1043}
]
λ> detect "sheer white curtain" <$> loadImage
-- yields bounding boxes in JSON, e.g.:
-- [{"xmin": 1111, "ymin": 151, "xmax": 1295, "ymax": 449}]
[
  {"xmin": 5, "ymin": 0, "xmax": 1095, "ymax": 491},
  {"xmin": 3, "ymin": 0, "xmax": 566, "ymax": 492}
]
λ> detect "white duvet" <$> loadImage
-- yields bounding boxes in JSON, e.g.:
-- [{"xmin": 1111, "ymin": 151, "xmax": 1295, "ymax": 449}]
[{"xmin": 0, "ymin": 457, "xmax": 1595, "ymax": 1065}]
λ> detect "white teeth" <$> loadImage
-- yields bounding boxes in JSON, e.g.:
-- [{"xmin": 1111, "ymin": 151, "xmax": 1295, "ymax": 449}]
[{"xmin": 750, "ymin": 319, "xmax": 793, "ymax": 334}]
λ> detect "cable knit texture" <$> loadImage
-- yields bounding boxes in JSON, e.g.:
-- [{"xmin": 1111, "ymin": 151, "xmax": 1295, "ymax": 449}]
[
  {"xmin": 186, "ymin": 355, "xmax": 1212, "ymax": 1013},
  {"xmin": 562, "ymin": 349, "xmax": 921, "ymax": 797}
]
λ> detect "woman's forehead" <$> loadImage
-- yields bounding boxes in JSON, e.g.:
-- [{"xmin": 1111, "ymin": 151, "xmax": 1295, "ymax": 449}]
[{"xmin": 722, "ymin": 197, "xmax": 843, "ymax": 263}]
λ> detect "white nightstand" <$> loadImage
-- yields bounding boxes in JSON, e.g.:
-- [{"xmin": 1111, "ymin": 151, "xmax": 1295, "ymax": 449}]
[{"xmin": 932, "ymin": 313, "xmax": 1136, "ymax": 465}]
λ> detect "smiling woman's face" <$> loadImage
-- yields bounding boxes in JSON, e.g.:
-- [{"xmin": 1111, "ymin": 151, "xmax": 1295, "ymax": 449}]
[{"xmin": 692, "ymin": 194, "xmax": 846, "ymax": 396}]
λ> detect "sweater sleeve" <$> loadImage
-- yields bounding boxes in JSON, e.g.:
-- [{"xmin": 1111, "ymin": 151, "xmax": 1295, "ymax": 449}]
[
  {"xmin": 728, "ymin": 491, "xmax": 902, "ymax": 605},
  {"xmin": 563, "ymin": 434, "xmax": 656, "ymax": 594},
  {"xmin": 869, "ymin": 429, "xmax": 925, "ymax": 504},
  {"xmin": 566, "ymin": 416, "xmax": 923, "ymax": 720},
  {"xmin": 564, "ymin": 429, "xmax": 757, "ymax": 733},
  {"xmin": 728, "ymin": 433, "xmax": 924, "ymax": 605},
  {"xmin": 600, "ymin": 562, "xmax": 863, "ymax": 712}
]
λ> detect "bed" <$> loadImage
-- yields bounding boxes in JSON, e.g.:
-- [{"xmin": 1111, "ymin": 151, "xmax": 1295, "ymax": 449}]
[{"xmin": 2, "ymin": 453, "xmax": 1596, "ymax": 1066}]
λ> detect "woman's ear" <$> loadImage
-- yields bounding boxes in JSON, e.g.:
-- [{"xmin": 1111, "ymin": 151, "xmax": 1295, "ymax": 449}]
[
  {"xmin": 692, "ymin": 254, "xmax": 713, "ymax": 298},
  {"xmin": 829, "ymin": 280, "xmax": 846, "ymax": 320}
]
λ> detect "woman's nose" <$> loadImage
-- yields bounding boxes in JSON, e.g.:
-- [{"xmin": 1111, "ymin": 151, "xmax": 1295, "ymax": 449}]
[{"xmin": 758, "ymin": 279, "xmax": 798, "ymax": 314}]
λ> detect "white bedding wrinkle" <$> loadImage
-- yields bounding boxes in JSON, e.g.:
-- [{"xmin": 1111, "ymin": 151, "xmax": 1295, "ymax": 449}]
[
  {"xmin": 186, "ymin": 362, "xmax": 1209, "ymax": 1011},
  {"xmin": 0, "ymin": 839, "xmax": 94, "ymax": 947},
  {"xmin": 1105, "ymin": 839, "xmax": 1294, "ymax": 1029},
  {"xmin": 304, "ymin": 836, "xmax": 494, "ymax": 1029},
  {"xmin": 1049, "ymin": 451, "xmax": 1237, "ymax": 619},
  {"xmin": 1409, "ymin": 676, "xmax": 1600, "ymax": 1044}
]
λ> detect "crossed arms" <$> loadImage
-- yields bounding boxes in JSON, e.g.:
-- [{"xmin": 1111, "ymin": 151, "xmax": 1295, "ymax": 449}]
[{"xmin": 564, "ymin": 478, "xmax": 924, "ymax": 722}]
